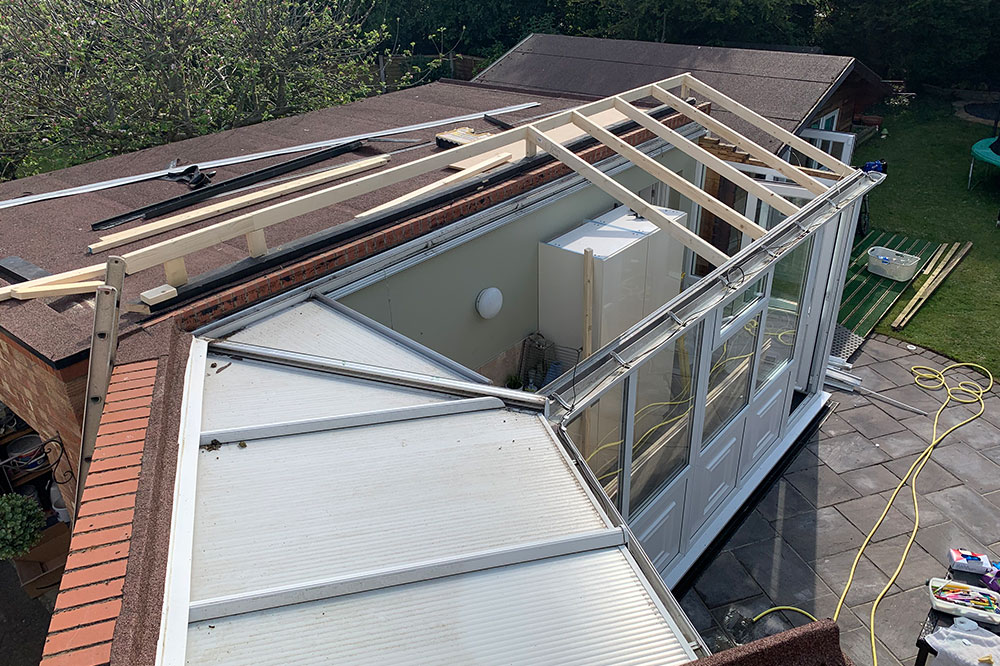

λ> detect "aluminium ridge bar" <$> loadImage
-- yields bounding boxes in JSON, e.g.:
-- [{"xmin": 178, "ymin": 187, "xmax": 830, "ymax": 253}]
[
  {"xmin": 208, "ymin": 340, "xmax": 548, "ymax": 410},
  {"xmin": 544, "ymin": 170, "xmax": 884, "ymax": 421},
  {"xmin": 194, "ymin": 123, "xmax": 705, "ymax": 339},
  {"xmin": 188, "ymin": 527, "xmax": 626, "ymax": 622},
  {"xmin": 0, "ymin": 103, "xmax": 540, "ymax": 210},
  {"xmin": 91, "ymin": 141, "xmax": 364, "ymax": 231},
  {"xmin": 199, "ymin": 396, "xmax": 503, "ymax": 445}
]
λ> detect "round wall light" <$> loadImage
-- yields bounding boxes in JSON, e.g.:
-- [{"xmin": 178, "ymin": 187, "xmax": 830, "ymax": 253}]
[{"xmin": 475, "ymin": 287, "xmax": 503, "ymax": 320}]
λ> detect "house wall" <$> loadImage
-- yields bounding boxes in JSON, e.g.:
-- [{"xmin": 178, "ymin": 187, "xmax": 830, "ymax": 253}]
[
  {"xmin": 0, "ymin": 331, "xmax": 87, "ymax": 516},
  {"xmin": 339, "ymin": 149, "xmax": 698, "ymax": 371}
]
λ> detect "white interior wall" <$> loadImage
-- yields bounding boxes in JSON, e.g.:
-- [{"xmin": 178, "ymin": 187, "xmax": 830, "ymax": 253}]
[{"xmin": 339, "ymin": 149, "xmax": 698, "ymax": 370}]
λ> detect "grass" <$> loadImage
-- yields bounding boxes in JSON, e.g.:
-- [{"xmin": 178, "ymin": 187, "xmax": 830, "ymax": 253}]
[{"xmin": 852, "ymin": 96, "xmax": 1000, "ymax": 376}]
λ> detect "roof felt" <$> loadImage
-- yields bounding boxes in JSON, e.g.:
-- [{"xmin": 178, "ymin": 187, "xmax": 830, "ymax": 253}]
[
  {"xmin": 476, "ymin": 34, "xmax": 859, "ymax": 151},
  {"xmin": 0, "ymin": 81, "xmax": 580, "ymax": 364}
]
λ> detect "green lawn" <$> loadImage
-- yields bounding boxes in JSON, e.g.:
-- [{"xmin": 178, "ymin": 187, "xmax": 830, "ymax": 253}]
[{"xmin": 852, "ymin": 97, "xmax": 1000, "ymax": 376}]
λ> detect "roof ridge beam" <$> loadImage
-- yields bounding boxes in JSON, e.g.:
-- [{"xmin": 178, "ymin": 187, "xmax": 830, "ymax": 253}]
[
  {"xmin": 569, "ymin": 109, "xmax": 766, "ymax": 241},
  {"xmin": 188, "ymin": 527, "xmax": 627, "ymax": 623},
  {"xmin": 675, "ymin": 74, "xmax": 855, "ymax": 177},
  {"xmin": 207, "ymin": 340, "xmax": 548, "ymax": 410},
  {"xmin": 199, "ymin": 396, "xmax": 503, "ymax": 445},
  {"xmin": 648, "ymin": 84, "xmax": 828, "ymax": 195},
  {"xmin": 608, "ymin": 99, "xmax": 801, "ymax": 218},
  {"xmin": 526, "ymin": 126, "xmax": 730, "ymax": 267}
]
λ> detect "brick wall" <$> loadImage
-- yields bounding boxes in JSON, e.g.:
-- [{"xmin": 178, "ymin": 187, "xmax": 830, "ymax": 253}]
[
  {"xmin": 173, "ymin": 104, "xmax": 712, "ymax": 331},
  {"xmin": 41, "ymin": 360, "xmax": 155, "ymax": 666},
  {"xmin": 0, "ymin": 331, "xmax": 88, "ymax": 516}
]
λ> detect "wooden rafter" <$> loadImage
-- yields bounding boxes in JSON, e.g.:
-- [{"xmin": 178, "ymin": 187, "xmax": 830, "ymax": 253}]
[
  {"xmin": 569, "ymin": 111, "xmax": 765, "ymax": 241},
  {"xmin": 527, "ymin": 127, "xmax": 729, "ymax": 267},
  {"xmin": 610, "ymin": 99, "xmax": 801, "ymax": 217}
]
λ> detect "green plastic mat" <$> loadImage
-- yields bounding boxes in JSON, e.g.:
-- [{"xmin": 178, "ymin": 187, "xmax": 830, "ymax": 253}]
[{"xmin": 838, "ymin": 230, "xmax": 943, "ymax": 338}]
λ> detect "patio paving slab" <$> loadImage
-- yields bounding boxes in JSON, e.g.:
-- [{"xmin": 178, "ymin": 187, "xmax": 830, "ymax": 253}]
[
  {"xmin": 679, "ymin": 589, "xmax": 716, "ymax": 632},
  {"xmin": 925, "ymin": 484, "xmax": 1000, "ymax": 544},
  {"xmin": 819, "ymin": 412, "xmax": 856, "ymax": 438},
  {"xmin": 755, "ymin": 478, "xmax": 815, "ymax": 522},
  {"xmin": 863, "ymin": 535, "xmax": 942, "ymax": 591},
  {"xmin": 930, "ymin": 442, "xmax": 1000, "ymax": 493},
  {"xmin": 862, "ymin": 339, "xmax": 912, "ymax": 363},
  {"xmin": 839, "ymin": 627, "xmax": 904, "ymax": 666},
  {"xmin": 836, "ymin": 495, "xmax": 913, "ymax": 543},
  {"xmin": 784, "ymin": 465, "xmax": 861, "ymax": 507},
  {"xmin": 721, "ymin": 510, "xmax": 776, "ymax": 551},
  {"xmin": 837, "ymin": 404, "xmax": 907, "ymax": 440},
  {"xmin": 879, "ymin": 489, "xmax": 949, "ymax": 527},
  {"xmin": 849, "ymin": 586, "xmax": 928, "ymax": 661},
  {"xmin": 709, "ymin": 594, "xmax": 794, "ymax": 645},
  {"xmin": 775, "ymin": 506, "xmax": 868, "ymax": 563},
  {"xmin": 732, "ymin": 537, "xmax": 835, "ymax": 604},
  {"xmin": 914, "ymin": 520, "xmax": 998, "ymax": 567},
  {"xmin": 851, "ymin": 365, "xmax": 897, "ymax": 392},
  {"xmin": 840, "ymin": 464, "xmax": 901, "ymax": 495},
  {"xmin": 782, "ymin": 444, "xmax": 821, "ymax": 474},
  {"xmin": 882, "ymin": 455, "xmax": 961, "ymax": 493},
  {"xmin": 811, "ymin": 430, "xmax": 891, "ymax": 473},
  {"xmin": 871, "ymin": 429, "xmax": 932, "ymax": 459},
  {"xmin": 812, "ymin": 550, "xmax": 899, "ymax": 606},
  {"xmin": 779, "ymin": 592, "xmax": 863, "ymax": 633},
  {"xmin": 693, "ymin": 551, "xmax": 764, "ymax": 608}
]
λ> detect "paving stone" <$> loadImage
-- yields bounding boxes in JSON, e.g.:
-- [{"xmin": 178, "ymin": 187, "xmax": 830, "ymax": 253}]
[
  {"xmin": 985, "ymin": 489, "xmax": 1000, "ymax": 509},
  {"xmin": 882, "ymin": 455, "xmax": 961, "ymax": 493},
  {"xmin": 925, "ymin": 485, "xmax": 1000, "ymax": 544},
  {"xmin": 813, "ymin": 431, "xmax": 891, "ymax": 473},
  {"xmin": 850, "ymin": 351, "xmax": 879, "ymax": 367},
  {"xmin": 782, "ymin": 445, "xmax": 820, "ymax": 475},
  {"xmin": 838, "ymin": 404, "xmax": 907, "ymax": 441},
  {"xmin": 983, "ymin": 447, "xmax": 1000, "ymax": 466},
  {"xmin": 693, "ymin": 551, "xmax": 764, "ymax": 608},
  {"xmin": 813, "ymin": 550, "xmax": 898, "ymax": 606},
  {"xmin": 699, "ymin": 624, "xmax": 735, "ymax": 653},
  {"xmin": 862, "ymin": 339, "xmax": 912, "ymax": 363},
  {"xmin": 820, "ymin": 412, "xmax": 856, "ymax": 438},
  {"xmin": 879, "ymin": 489, "xmax": 949, "ymax": 528},
  {"xmin": 839, "ymin": 627, "xmax": 904, "ymax": 666},
  {"xmin": 876, "ymin": 384, "xmax": 948, "ymax": 415},
  {"xmin": 978, "ymin": 396, "xmax": 1000, "ymax": 430},
  {"xmin": 900, "ymin": 415, "xmax": 936, "ymax": 446},
  {"xmin": 931, "ymin": 442, "xmax": 1000, "ymax": 493},
  {"xmin": 914, "ymin": 521, "xmax": 998, "ymax": 567},
  {"xmin": 779, "ymin": 592, "xmax": 862, "ymax": 632},
  {"xmin": 785, "ymin": 465, "xmax": 861, "ymax": 508},
  {"xmin": 840, "ymin": 464, "xmax": 901, "ymax": 496},
  {"xmin": 836, "ymin": 495, "xmax": 913, "ymax": 542},
  {"xmin": 829, "ymin": 390, "xmax": 872, "ymax": 410},
  {"xmin": 934, "ymin": 413, "xmax": 1000, "ymax": 450},
  {"xmin": 872, "ymin": 430, "xmax": 932, "ymax": 459},
  {"xmin": 848, "ymin": 586, "xmax": 928, "ymax": 661},
  {"xmin": 870, "ymin": 360, "xmax": 923, "ymax": 389},
  {"xmin": 680, "ymin": 589, "xmax": 716, "ymax": 632},
  {"xmin": 863, "ymin": 536, "xmax": 942, "ymax": 591},
  {"xmin": 732, "ymin": 538, "xmax": 834, "ymax": 604},
  {"xmin": 852, "ymin": 365, "xmax": 897, "ymax": 392},
  {"xmin": 756, "ymin": 478, "xmax": 815, "ymax": 522},
  {"xmin": 722, "ymin": 510, "xmax": 776, "ymax": 551},
  {"xmin": 777, "ymin": 506, "xmax": 868, "ymax": 563},
  {"xmin": 709, "ymin": 594, "xmax": 794, "ymax": 645}
]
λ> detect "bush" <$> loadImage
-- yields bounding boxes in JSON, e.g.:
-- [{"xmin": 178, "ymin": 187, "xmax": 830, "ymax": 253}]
[{"xmin": 0, "ymin": 494, "xmax": 46, "ymax": 560}]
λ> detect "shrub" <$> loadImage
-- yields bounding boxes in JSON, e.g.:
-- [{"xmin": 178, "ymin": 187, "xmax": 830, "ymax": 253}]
[{"xmin": 0, "ymin": 493, "xmax": 46, "ymax": 560}]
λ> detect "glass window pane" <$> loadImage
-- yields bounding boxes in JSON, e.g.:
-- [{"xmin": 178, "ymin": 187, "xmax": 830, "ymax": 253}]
[
  {"xmin": 566, "ymin": 382, "xmax": 625, "ymax": 504},
  {"xmin": 703, "ymin": 315, "xmax": 759, "ymax": 445},
  {"xmin": 757, "ymin": 240, "xmax": 812, "ymax": 390},
  {"xmin": 721, "ymin": 277, "xmax": 765, "ymax": 327},
  {"xmin": 629, "ymin": 323, "xmax": 701, "ymax": 512}
]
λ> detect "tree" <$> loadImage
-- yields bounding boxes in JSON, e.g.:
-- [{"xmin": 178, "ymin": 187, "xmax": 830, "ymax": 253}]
[{"xmin": 0, "ymin": 0, "xmax": 395, "ymax": 179}]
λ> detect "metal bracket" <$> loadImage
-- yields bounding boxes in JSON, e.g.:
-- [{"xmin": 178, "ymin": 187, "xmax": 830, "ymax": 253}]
[{"xmin": 610, "ymin": 351, "xmax": 630, "ymax": 369}]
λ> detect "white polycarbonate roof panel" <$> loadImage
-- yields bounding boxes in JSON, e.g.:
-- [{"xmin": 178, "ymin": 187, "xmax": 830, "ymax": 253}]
[
  {"xmin": 200, "ymin": 354, "xmax": 453, "ymax": 432},
  {"xmin": 228, "ymin": 300, "xmax": 464, "ymax": 378},
  {"xmin": 189, "ymin": 410, "xmax": 608, "ymax": 600},
  {"xmin": 186, "ymin": 548, "xmax": 694, "ymax": 665}
]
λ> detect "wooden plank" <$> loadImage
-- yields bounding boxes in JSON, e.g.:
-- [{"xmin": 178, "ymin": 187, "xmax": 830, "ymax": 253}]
[
  {"xmin": 890, "ymin": 242, "xmax": 960, "ymax": 328},
  {"xmin": 0, "ymin": 264, "xmax": 105, "ymax": 301},
  {"xmin": 648, "ymin": 85, "xmax": 828, "ymax": 196},
  {"xmin": 570, "ymin": 110, "xmax": 765, "ymax": 240},
  {"xmin": 87, "ymin": 156, "xmax": 390, "ymax": 254},
  {"xmin": 528, "ymin": 127, "xmax": 730, "ymax": 267},
  {"xmin": 610, "ymin": 99, "xmax": 800, "ymax": 217},
  {"xmin": 892, "ymin": 242, "xmax": 971, "ymax": 329},
  {"xmin": 9, "ymin": 280, "xmax": 104, "ymax": 299},
  {"xmin": 140, "ymin": 284, "xmax": 179, "ymax": 306},
  {"xmin": 163, "ymin": 258, "xmax": 188, "ymax": 287},
  {"xmin": 921, "ymin": 243, "xmax": 947, "ymax": 276},
  {"xmin": 359, "ymin": 152, "xmax": 513, "ymax": 218},
  {"xmin": 245, "ymin": 229, "xmax": 268, "ymax": 258},
  {"xmin": 678, "ymin": 75, "xmax": 855, "ymax": 177}
]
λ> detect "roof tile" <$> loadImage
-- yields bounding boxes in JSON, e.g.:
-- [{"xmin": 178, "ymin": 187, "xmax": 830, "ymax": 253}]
[
  {"xmin": 70, "ymin": 524, "xmax": 132, "ymax": 550},
  {"xmin": 75, "ymin": 493, "xmax": 136, "ymax": 519},
  {"xmin": 74, "ymin": 509, "xmax": 134, "ymax": 533},
  {"xmin": 40, "ymin": 641, "xmax": 111, "ymax": 666},
  {"xmin": 97, "ymin": 417, "xmax": 149, "ymax": 436},
  {"xmin": 43, "ymin": 619, "xmax": 115, "ymax": 656},
  {"xmin": 60, "ymin": 560, "xmax": 129, "ymax": 590},
  {"xmin": 54, "ymin": 578, "xmax": 125, "ymax": 611},
  {"xmin": 48, "ymin": 598, "xmax": 122, "ymax": 632},
  {"xmin": 91, "ymin": 439, "xmax": 145, "ymax": 459},
  {"xmin": 65, "ymin": 541, "xmax": 130, "ymax": 571},
  {"xmin": 87, "ymin": 453, "xmax": 142, "ymax": 474},
  {"xmin": 80, "ymin": 479, "xmax": 139, "ymax": 503}
]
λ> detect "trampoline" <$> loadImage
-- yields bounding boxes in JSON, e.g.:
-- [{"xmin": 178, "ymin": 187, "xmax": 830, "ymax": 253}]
[{"xmin": 968, "ymin": 137, "xmax": 1000, "ymax": 189}]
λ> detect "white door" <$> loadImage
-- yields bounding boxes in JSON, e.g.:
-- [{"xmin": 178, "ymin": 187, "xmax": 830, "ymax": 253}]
[{"xmin": 793, "ymin": 128, "xmax": 857, "ymax": 171}]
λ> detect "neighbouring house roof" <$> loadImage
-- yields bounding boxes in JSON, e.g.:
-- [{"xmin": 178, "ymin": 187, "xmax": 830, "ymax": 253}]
[
  {"xmin": 0, "ymin": 81, "xmax": 584, "ymax": 366},
  {"xmin": 475, "ymin": 34, "xmax": 888, "ymax": 152}
]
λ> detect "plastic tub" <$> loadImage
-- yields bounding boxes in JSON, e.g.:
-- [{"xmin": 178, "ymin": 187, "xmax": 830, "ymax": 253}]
[
  {"xmin": 867, "ymin": 247, "xmax": 921, "ymax": 281},
  {"xmin": 929, "ymin": 577, "xmax": 1000, "ymax": 625}
]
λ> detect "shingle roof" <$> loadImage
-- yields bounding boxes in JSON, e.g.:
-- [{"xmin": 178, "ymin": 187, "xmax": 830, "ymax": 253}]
[{"xmin": 475, "ymin": 34, "xmax": 881, "ymax": 151}]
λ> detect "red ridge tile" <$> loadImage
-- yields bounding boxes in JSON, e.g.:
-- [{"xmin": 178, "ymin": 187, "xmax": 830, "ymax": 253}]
[
  {"xmin": 44, "ymin": 619, "xmax": 115, "ymax": 656},
  {"xmin": 54, "ymin": 578, "xmax": 124, "ymax": 611},
  {"xmin": 103, "ymin": 386, "xmax": 154, "ymax": 403},
  {"xmin": 80, "ymin": 479, "xmax": 139, "ymax": 502},
  {"xmin": 65, "ymin": 542, "xmax": 130, "ymax": 571},
  {"xmin": 113, "ymin": 359, "xmax": 158, "ymax": 373},
  {"xmin": 108, "ymin": 368, "xmax": 157, "ymax": 385},
  {"xmin": 97, "ymin": 417, "xmax": 149, "ymax": 436},
  {"xmin": 75, "ymin": 495, "xmax": 136, "ymax": 519},
  {"xmin": 103, "ymin": 396, "xmax": 155, "ymax": 414},
  {"xmin": 74, "ymin": 509, "xmax": 133, "ymax": 533},
  {"xmin": 92, "ymin": 440, "xmax": 144, "ymax": 459},
  {"xmin": 87, "ymin": 453, "xmax": 142, "ymax": 474},
  {"xmin": 40, "ymin": 641, "xmax": 111, "ymax": 666},
  {"xmin": 71, "ymin": 524, "xmax": 132, "ymax": 550},
  {"xmin": 100, "ymin": 406, "xmax": 151, "ymax": 424},
  {"xmin": 48, "ymin": 599, "xmax": 122, "ymax": 632},
  {"xmin": 86, "ymin": 466, "xmax": 140, "ymax": 487},
  {"xmin": 60, "ymin": 560, "xmax": 128, "ymax": 590}
]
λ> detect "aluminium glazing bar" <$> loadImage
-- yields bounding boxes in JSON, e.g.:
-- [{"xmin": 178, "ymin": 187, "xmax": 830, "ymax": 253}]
[{"xmin": 209, "ymin": 340, "xmax": 548, "ymax": 410}]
